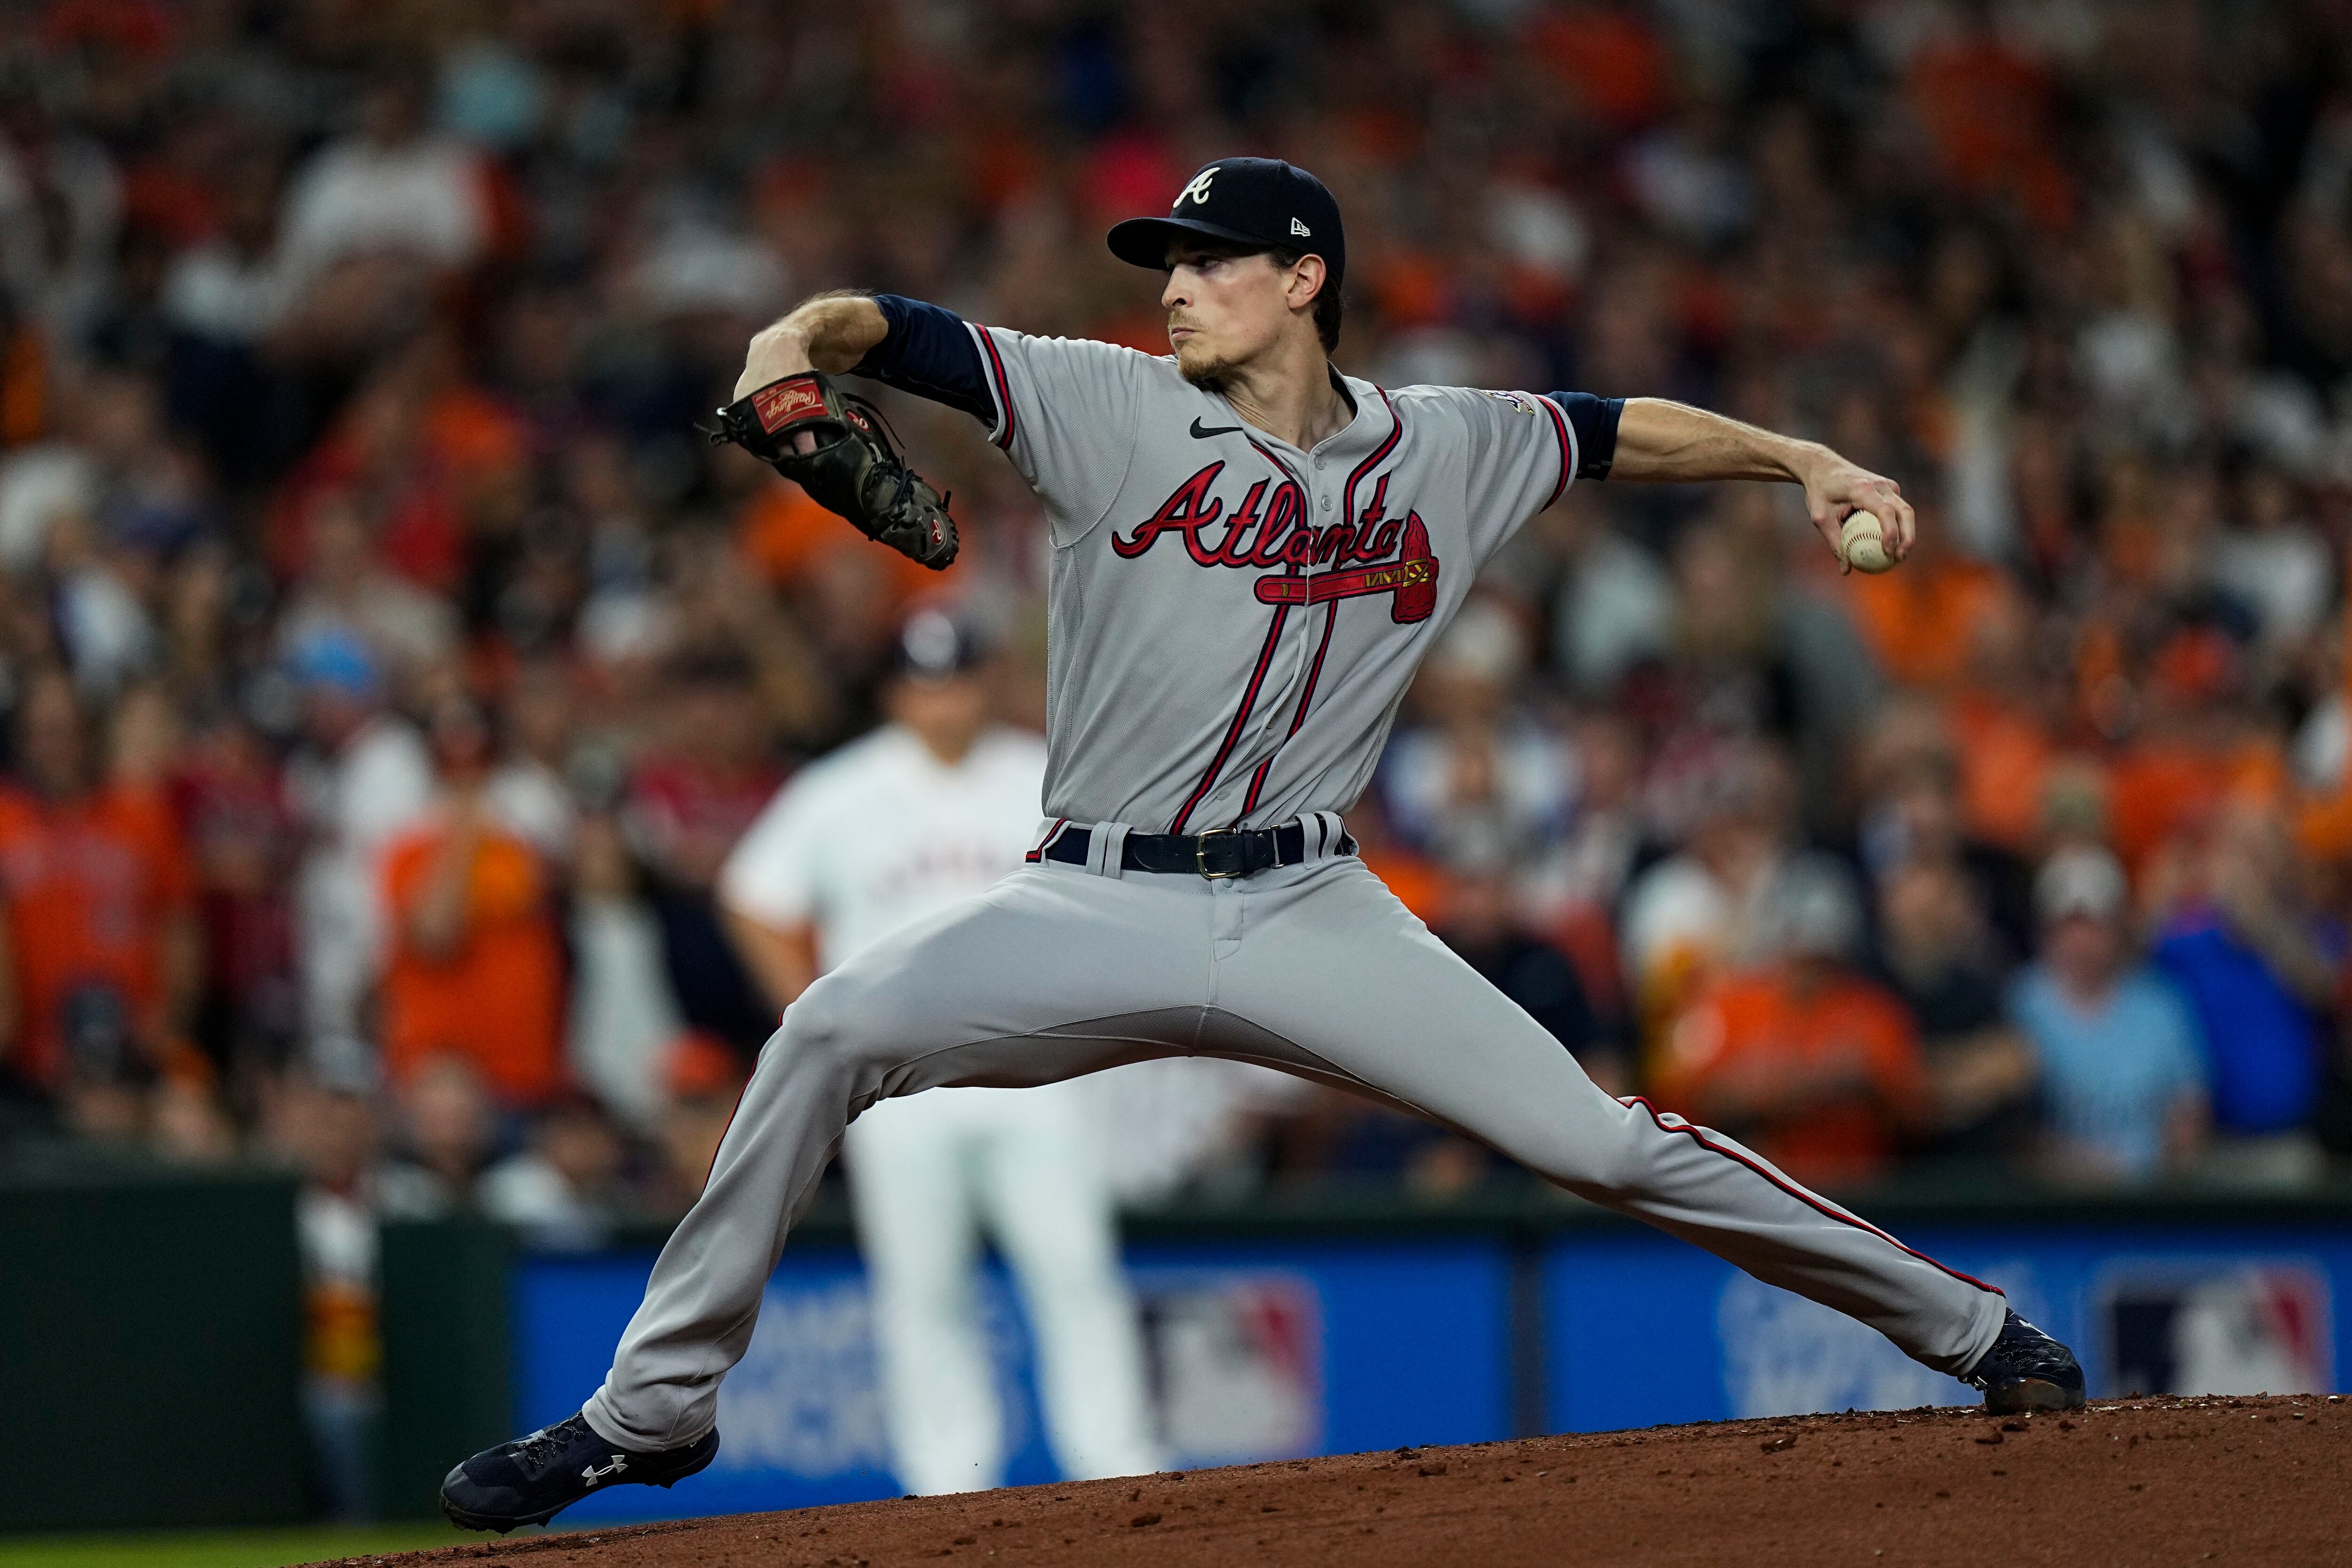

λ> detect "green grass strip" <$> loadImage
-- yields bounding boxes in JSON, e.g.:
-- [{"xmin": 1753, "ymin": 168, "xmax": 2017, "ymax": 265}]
[{"xmin": 0, "ymin": 1523, "xmax": 483, "ymax": 1568}]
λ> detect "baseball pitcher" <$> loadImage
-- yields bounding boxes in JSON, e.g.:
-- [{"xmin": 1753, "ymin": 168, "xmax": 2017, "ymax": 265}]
[{"xmin": 443, "ymin": 157, "xmax": 2083, "ymax": 1532}]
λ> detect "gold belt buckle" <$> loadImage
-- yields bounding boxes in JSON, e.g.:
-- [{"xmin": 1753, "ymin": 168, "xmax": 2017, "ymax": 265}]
[{"xmin": 1194, "ymin": 828, "xmax": 1247, "ymax": 879}]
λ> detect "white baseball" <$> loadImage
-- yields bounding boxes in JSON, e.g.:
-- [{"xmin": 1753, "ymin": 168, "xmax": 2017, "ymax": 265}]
[{"xmin": 1839, "ymin": 509, "xmax": 1894, "ymax": 573}]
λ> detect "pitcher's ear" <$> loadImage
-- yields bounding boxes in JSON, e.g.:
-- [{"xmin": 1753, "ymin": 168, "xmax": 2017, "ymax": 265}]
[{"xmin": 1288, "ymin": 253, "xmax": 1327, "ymax": 307}]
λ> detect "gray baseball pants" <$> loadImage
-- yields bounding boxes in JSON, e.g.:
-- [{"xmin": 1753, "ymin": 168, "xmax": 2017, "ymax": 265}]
[{"xmin": 585, "ymin": 829, "xmax": 2007, "ymax": 1450}]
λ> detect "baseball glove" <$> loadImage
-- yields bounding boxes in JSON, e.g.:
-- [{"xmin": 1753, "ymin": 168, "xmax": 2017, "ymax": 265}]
[{"xmin": 702, "ymin": 371, "xmax": 959, "ymax": 569}]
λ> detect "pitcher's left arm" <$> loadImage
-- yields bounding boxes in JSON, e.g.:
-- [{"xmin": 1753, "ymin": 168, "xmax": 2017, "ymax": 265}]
[{"xmin": 1610, "ymin": 397, "xmax": 1916, "ymax": 566}]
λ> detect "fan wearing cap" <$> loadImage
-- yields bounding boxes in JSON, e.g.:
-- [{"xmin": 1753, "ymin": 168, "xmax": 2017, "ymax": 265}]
[
  {"xmin": 443, "ymin": 155, "xmax": 2058, "ymax": 1536},
  {"xmin": 2008, "ymin": 846, "xmax": 2210, "ymax": 1186},
  {"xmin": 1653, "ymin": 864, "xmax": 1931, "ymax": 1191},
  {"xmin": 715, "ymin": 610, "xmax": 1161, "ymax": 1496}
]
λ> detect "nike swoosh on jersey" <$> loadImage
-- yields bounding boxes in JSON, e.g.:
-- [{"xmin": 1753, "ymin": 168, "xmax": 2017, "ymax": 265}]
[{"xmin": 1189, "ymin": 417, "xmax": 1244, "ymax": 439}]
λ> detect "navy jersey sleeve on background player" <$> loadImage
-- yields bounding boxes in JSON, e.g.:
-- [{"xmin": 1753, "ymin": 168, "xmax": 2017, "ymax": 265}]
[{"xmin": 849, "ymin": 293, "xmax": 1153, "ymax": 546}]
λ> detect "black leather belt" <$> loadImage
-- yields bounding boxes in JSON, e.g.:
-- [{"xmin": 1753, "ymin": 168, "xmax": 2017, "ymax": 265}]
[{"xmin": 1041, "ymin": 821, "xmax": 1354, "ymax": 879}]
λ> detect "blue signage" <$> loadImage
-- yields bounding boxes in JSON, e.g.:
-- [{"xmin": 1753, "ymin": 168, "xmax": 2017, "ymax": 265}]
[
  {"xmin": 509, "ymin": 1216, "xmax": 2352, "ymax": 1525},
  {"xmin": 516, "ymin": 1235, "xmax": 1509, "ymax": 1523},
  {"xmin": 1545, "ymin": 1224, "xmax": 2352, "ymax": 1434}
]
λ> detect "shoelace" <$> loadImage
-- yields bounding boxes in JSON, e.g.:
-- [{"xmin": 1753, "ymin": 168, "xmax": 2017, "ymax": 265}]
[{"xmin": 512, "ymin": 1417, "xmax": 586, "ymax": 1473}]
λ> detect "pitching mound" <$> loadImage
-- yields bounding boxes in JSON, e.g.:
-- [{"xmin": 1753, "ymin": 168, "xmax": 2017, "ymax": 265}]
[{"xmin": 327, "ymin": 1395, "xmax": 2346, "ymax": 1568}]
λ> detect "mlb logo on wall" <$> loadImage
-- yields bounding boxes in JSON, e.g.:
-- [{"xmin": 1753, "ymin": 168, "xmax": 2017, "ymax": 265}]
[
  {"xmin": 1136, "ymin": 1272, "xmax": 1323, "ymax": 1466},
  {"xmin": 2098, "ymin": 1263, "xmax": 2332, "ymax": 1397}
]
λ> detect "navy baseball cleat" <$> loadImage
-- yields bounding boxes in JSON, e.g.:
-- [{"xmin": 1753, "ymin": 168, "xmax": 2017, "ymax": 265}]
[
  {"xmin": 439, "ymin": 1411, "xmax": 719, "ymax": 1532},
  {"xmin": 1961, "ymin": 1308, "xmax": 2086, "ymax": 1414}
]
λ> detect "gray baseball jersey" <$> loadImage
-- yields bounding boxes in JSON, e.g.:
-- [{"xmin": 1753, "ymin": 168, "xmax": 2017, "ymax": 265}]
[
  {"xmin": 579, "ymin": 304, "xmax": 2009, "ymax": 1457},
  {"xmin": 965, "ymin": 325, "xmax": 1575, "ymax": 834}
]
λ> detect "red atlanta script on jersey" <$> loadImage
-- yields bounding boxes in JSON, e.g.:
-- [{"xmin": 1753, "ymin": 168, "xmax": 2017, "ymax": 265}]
[{"xmin": 1110, "ymin": 465, "xmax": 1439, "ymax": 623}]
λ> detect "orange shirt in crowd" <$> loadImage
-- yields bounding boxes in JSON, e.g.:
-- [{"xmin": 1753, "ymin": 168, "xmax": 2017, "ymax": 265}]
[
  {"xmin": 1653, "ymin": 964, "xmax": 1928, "ymax": 1191},
  {"xmin": 1524, "ymin": 4, "xmax": 1669, "ymax": 134},
  {"xmin": 380, "ymin": 819, "xmax": 564, "ymax": 1105},
  {"xmin": 0, "ymin": 784, "xmax": 195, "ymax": 1086},
  {"xmin": 267, "ymin": 379, "xmax": 528, "ymax": 594},
  {"xmin": 1357, "ymin": 843, "xmax": 1449, "ymax": 927},
  {"xmin": 1945, "ymin": 690, "xmax": 2056, "ymax": 853},
  {"xmin": 1846, "ymin": 559, "xmax": 2016, "ymax": 692},
  {"xmin": 740, "ymin": 479, "xmax": 946, "ymax": 605},
  {"xmin": 2106, "ymin": 735, "xmax": 2286, "ymax": 872},
  {"xmin": 1903, "ymin": 33, "xmax": 2073, "ymax": 229}
]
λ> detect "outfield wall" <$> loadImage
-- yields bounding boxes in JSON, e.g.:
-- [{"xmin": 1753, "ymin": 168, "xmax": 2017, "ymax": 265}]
[
  {"xmin": 515, "ymin": 1186, "xmax": 2352, "ymax": 1525},
  {"xmin": 7, "ymin": 1170, "xmax": 2351, "ymax": 1530},
  {"xmin": 0, "ymin": 1163, "xmax": 305, "ymax": 1531}
]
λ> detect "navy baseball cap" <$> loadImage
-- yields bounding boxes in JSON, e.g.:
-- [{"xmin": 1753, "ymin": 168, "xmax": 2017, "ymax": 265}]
[{"xmin": 1106, "ymin": 157, "xmax": 1345, "ymax": 290}]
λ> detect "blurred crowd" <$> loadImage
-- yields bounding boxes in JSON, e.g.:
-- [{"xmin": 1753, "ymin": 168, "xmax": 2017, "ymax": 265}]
[{"xmin": 5, "ymin": 1, "xmax": 2352, "ymax": 1433}]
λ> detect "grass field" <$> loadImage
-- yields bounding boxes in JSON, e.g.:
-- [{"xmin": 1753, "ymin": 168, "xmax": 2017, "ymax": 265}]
[{"xmin": 0, "ymin": 1523, "xmax": 489, "ymax": 1568}]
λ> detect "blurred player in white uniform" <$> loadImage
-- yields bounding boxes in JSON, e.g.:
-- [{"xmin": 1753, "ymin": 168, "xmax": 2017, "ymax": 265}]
[{"xmin": 719, "ymin": 609, "xmax": 1163, "ymax": 1495}]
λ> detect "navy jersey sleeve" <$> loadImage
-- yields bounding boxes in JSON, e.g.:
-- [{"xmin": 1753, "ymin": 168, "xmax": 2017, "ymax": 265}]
[
  {"xmin": 847, "ymin": 294, "xmax": 994, "ymax": 426},
  {"xmin": 1548, "ymin": 392, "xmax": 1624, "ymax": 480},
  {"xmin": 852, "ymin": 296, "xmax": 1155, "ymax": 543}
]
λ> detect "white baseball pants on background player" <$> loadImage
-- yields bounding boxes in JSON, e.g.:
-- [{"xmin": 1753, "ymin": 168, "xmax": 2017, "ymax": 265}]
[
  {"xmin": 720, "ymin": 718, "xmax": 1164, "ymax": 1492},
  {"xmin": 847, "ymin": 1083, "xmax": 1159, "ymax": 1492},
  {"xmin": 586, "ymin": 821, "xmax": 2008, "ymax": 1451}
]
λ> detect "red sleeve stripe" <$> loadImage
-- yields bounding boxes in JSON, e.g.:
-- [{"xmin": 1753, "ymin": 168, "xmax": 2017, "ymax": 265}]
[
  {"xmin": 1537, "ymin": 393, "xmax": 1574, "ymax": 509},
  {"xmin": 974, "ymin": 325, "xmax": 1017, "ymax": 452}
]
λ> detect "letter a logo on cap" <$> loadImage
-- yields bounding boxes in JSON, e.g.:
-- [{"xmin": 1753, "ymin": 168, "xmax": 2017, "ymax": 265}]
[{"xmin": 1179, "ymin": 167, "xmax": 1218, "ymax": 207}]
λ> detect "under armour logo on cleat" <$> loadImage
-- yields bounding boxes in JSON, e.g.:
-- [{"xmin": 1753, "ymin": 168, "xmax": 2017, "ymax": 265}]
[
  {"xmin": 1179, "ymin": 168, "xmax": 1218, "ymax": 206},
  {"xmin": 1291, "ymin": 217, "xmax": 1311, "ymax": 237},
  {"xmin": 581, "ymin": 1455, "xmax": 628, "ymax": 1486}
]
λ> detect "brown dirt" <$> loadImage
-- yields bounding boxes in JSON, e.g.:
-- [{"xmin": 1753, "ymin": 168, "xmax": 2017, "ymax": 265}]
[{"xmin": 325, "ymin": 1395, "xmax": 2351, "ymax": 1568}]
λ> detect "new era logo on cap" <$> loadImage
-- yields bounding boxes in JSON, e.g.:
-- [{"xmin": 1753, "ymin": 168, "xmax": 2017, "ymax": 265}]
[{"xmin": 1290, "ymin": 216, "xmax": 1311, "ymax": 237}]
